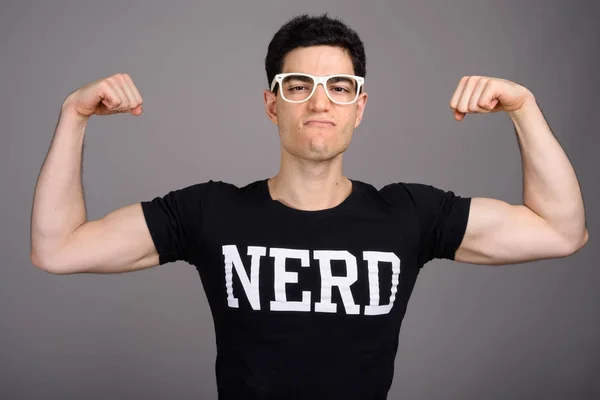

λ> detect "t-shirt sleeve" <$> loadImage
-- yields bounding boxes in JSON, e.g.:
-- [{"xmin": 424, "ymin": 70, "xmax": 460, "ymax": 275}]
[
  {"xmin": 140, "ymin": 182, "xmax": 210, "ymax": 265},
  {"xmin": 381, "ymin": 182, "xmax": 472, "ymax": 267}
]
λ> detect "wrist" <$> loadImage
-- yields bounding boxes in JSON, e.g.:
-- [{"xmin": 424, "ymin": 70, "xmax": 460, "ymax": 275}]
[
  {"xmin": 59, "ymin": 104, "xmax": 90, "ymax": 127},
  {"xmin": 57, "ymin": 106, "xmax": 90, "ymax": 140},
  {"xmin": 507, "ymin": 95, "xmax": 538, "ymax": 121}
]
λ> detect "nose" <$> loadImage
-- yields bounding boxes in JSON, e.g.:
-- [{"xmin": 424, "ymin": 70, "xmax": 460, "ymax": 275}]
[{"xmin": 307, "ymin": 83, "xmax": 331, "ymax": 111}]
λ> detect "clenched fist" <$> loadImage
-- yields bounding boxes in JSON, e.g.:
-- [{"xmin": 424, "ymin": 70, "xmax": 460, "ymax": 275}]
[{"xmin": 62, "ymin": 73, "xmax": 143, "ymax": 119}]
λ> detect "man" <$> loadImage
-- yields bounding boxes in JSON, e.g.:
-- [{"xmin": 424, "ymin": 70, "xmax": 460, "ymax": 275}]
[{"xmin": 30, "ymin": 13, "xmax": 588, "ymax": 400}]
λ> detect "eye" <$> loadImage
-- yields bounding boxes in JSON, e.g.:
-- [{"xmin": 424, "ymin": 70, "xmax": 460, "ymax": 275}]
[
  {"xmin": 289, "ymin": 85, "xmax": 310, "ymax": 91},
  {"xmin": 331, "ymin": 86, "xmax": 350, "ymax": 93}
]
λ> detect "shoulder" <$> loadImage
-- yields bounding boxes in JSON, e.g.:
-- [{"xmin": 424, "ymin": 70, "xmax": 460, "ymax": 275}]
[
  {"xmin": 378, "ymin": 181, "xmax": 464, "ymax": 206},
  {"xmin": 144, "ymin": 179, "xmax": 263, "ymax": 207},
  {"xmin": 375, "ymin": 181, "xmax": 430, "ymax": 207},
  {"xmin": 179, "ymin": 178, "xmax": 270, "ymax": 207},
  {"xmin": 347, "ymin": 179, "xmax": 429, "ymax": 214},
  {"xmin": 165, "ymin": 179, "xmax": 262, "ymax": 196},
  {"xmin": 369, "ymin": 181, "xmax": 471, "ymax": 224}
]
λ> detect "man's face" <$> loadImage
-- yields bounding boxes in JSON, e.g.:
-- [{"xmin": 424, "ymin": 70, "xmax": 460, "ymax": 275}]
[{"xmin": 264, "ymin": 45, "xmax": 368, "ymax": 162}]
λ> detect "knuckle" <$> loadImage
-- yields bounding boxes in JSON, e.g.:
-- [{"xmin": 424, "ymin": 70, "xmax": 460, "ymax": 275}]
[
  {"xmin": 109, "ymin": 74, "xmax": 126, "ymax": 85},
  {"xmin": 105, "ymin": 76, "xmax": 117, "ymax": 87}
]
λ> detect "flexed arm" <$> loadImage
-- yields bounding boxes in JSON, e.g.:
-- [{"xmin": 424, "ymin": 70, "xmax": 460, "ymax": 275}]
[
  {"xmin": 31, "ymin": 74, "xmax": 160, "ymax": 274},
  {"xmin": 448, "ymin": 76, "xmax": 588, "ymax": 265}
]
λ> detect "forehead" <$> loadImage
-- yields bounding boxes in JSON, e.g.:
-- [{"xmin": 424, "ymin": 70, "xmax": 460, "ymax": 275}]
[{"xmin": 281, "ymin": 45, "xmax": 355, "ymax": 76}]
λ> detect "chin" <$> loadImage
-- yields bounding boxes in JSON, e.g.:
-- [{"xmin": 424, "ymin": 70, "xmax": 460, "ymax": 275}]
[
  {"xmin": 307, "ymin": 141, "xmax": 349, "ymax": 162},
  {"xmin": 282, "ymin": 142, "xmax": 336, "ymax": 162}
]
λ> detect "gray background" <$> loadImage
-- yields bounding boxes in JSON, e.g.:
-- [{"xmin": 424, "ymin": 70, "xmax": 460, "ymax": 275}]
[{"xmin": 1, "ymin": 0, "xmax": 598, "ymax": 399}]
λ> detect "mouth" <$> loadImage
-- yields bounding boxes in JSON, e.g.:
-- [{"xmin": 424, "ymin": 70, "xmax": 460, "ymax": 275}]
[{"xmin": 305, "ymin": 120, "xmax": 335, "ymax": 127}]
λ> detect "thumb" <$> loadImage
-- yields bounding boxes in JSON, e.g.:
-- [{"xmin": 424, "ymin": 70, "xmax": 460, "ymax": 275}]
[
  {"xmin": 130, "ymin": 104, "xmax": 143, "ymax": 116},
  {"xmin": 453, "ymin": 109, "xmax": 465, "ymax": 121}
]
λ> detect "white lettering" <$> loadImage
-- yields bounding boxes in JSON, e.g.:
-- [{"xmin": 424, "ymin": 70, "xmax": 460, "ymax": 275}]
[
  {"xmin": 363, "ymin": 251, "xmax": 401, "ymax": 315},
  {"xmin": 223, "ymin": 245, "xmax": 266, "ymax": 310},
  {"xmin": 313, "ymin": 250, "xmax": 360, "ymax": 314},
  {"xmin": 269, "ymin": 248, "xmax": 311, "ymax": 312},
  {"xmin": 223, "ymin": 246, "xmax": 402, "ymax": 315}
]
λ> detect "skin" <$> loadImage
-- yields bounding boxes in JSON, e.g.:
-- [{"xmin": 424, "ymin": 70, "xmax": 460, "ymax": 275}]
[{"xmin": 263, "ymin": 45, "xmax": 368, "ymax": 211}]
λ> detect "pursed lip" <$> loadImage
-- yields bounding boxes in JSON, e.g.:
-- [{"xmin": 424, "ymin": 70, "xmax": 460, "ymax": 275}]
[{"xmin": 305, "ymin": 119, "xmax": 335, "ymax": 126}]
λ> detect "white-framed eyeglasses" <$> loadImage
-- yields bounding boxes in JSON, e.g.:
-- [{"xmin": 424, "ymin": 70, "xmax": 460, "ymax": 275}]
[{"xmin": 270, "ymin": 73, "xmax": 365, "ymax": 105}]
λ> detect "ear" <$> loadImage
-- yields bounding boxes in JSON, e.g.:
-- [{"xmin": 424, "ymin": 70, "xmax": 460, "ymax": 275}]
[
  {"xmin": 354, "ymin": 92, "xmax": 368, "ymax": 128},
  {"xmin": 264, "ymin": 90, "xmax": 278, "ymax": 125}
]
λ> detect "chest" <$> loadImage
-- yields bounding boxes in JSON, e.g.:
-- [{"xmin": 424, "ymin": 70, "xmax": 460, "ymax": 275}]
[{"xmin": 193, "ymin": 208, "xmax": 420, "ymax": 319}]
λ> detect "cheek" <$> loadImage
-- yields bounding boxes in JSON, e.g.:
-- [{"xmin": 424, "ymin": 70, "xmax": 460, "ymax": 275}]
[
  {"xmin": 277, "ymin": 107, "xmax": 302, "ymax": 130},
  {"xmin": 276, "ymin": 111, "xmax": 303, "ymax": 144},
  {"xmin": 338, "ymin": 109, "xmax": 357, "ymax": 133},
  {"xmin": 344, "ymin": 108, "xmax": 357, "ymax": 124}
]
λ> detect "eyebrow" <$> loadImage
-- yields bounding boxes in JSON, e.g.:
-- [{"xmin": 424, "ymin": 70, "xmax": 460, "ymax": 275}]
[
  {"xmin": 327, "ymin": 76, "xmax": 354, "ymax": 84},
  {"xmin": 284, "ymin": 75, "xmax": 313, "ymax": 83},
  {"xmin": 327, "ymin": 76, "xmax": 358, "ymax": 91}
]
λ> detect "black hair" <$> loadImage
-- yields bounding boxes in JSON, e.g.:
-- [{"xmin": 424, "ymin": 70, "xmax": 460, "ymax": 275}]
[{"xmin": 265, "ymin": 13, "xmax": 366, "ymax": 91}]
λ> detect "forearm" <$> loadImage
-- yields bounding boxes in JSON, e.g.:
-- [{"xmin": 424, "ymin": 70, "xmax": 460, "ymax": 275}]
[
  {"xmin": 508, "ymin": 100, "xmax": 588, "ymax": 247},
  {"xmin": 31, "ymin": 106, "xmax": 89, "ymax": 263}
]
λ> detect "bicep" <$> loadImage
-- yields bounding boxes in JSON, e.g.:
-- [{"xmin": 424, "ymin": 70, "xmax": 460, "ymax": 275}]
[
  {"xmin": 454, "ymin": 197, "xmax": 575, "ymax": 265},
  {"xmin": 44, "ymin": 203, "xmax": 159, "ymax": 274}
]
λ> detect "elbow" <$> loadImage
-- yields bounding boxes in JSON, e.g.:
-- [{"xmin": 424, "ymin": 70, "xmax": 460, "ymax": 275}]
[
  {"xmin": 30, "ymin": 250, "xmax": 49, "ymax": 272},
  {"xmin": 30, "ymin": 250, "xmax": 71, "ymax": 275},
  {"xmin": 564, "ymin": 229, "xmax": 589, "ymax": 256}
]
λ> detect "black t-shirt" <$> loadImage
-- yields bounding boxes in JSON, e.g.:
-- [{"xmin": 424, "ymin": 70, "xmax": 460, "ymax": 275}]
[{"xmin": 140, "ymin": 178, "xmax": 471, "ymax": 400}]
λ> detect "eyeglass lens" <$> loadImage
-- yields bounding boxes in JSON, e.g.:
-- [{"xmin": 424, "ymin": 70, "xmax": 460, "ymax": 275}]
[{"xmin": 280, "ymin": 75, "xmax": 359, "ymax": 103}]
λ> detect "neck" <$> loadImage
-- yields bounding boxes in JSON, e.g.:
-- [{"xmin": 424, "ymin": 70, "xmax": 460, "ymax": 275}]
[{"xmin": 268, "ymin": 151, "xmax": 352, "ymax": 211}]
